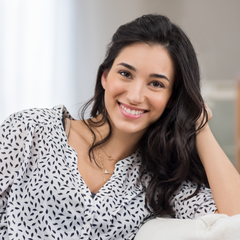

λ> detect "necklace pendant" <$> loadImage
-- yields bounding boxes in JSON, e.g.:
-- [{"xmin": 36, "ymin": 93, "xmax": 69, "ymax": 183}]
[
  {"xmin": 104, "ymin": 169, "xmax": 113, "ymax": 175},
  {"xmin": 108, "ymin": 156, "xmax": 114, "ymax": 161}
]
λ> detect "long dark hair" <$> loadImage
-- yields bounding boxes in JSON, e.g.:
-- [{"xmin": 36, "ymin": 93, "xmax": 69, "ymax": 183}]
[{"xmin": 81, "ymin": 14, "xmax": 208, "ymax": 217}]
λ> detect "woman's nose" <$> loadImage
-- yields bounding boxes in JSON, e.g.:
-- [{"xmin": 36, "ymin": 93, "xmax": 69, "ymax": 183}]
[{"xmin": 126, "ymin": 81, "xmax": 146, "ymax": 105}]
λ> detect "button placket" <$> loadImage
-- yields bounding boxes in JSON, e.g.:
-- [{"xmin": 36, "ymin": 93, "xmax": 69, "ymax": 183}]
[{"xmin": 80, "ymin": 200, "xmax": 96, "ymax": 237}]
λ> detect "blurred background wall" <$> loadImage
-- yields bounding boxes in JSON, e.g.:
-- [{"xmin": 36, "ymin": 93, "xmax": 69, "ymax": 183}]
[{"xmin": 0, "ymin": 0, "xmax": 240, "ymax": 168}]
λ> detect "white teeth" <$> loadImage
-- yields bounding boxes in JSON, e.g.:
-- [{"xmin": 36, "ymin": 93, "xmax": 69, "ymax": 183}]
[{"xmin": 120, "ymin": 104, "xmax": 144, "ymax": 115}]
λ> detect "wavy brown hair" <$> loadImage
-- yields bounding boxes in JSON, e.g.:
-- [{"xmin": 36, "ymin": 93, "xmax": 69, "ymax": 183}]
[{"xmin": 81, "ymin": 14, "xmax": 208, "ymax": 217}]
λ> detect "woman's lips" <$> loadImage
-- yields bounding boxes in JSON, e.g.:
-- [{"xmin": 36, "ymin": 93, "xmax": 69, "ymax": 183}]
[{"xmin": 118, "ymin": 102, "xmax": 148, "ymax": 119}]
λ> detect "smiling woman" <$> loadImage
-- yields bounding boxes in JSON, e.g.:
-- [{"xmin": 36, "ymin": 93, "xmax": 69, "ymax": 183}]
[{"xmin": 1, "ymin": 14, "xmax": 240, "ymax": 240}]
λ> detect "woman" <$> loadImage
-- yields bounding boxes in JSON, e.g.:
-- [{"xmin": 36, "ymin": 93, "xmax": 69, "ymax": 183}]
[{"xmin": 0, "ymin": 14, "xmax": 240, "ymax": 240}]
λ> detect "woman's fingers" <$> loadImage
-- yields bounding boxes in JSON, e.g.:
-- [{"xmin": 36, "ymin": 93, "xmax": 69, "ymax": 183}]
[
  {"xmin": 196, "ymin": 103, "xmax": 212, "ymax": 130},
  {"xmin": 204, "ymin": 103, "xmax": 212, "ymax": 121}
]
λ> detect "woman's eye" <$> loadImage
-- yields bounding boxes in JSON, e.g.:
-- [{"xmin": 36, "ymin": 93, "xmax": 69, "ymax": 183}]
[
  {"xmin": 119, "ymin": 71, "xmax": 132, "ymax": 79},
  {"xmin": 150, "ymin": 81, "xmax": 164, "ymax": 88}
]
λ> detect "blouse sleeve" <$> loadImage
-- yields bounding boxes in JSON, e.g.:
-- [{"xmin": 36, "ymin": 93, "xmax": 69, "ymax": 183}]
[
  {"xmin": 169, "ymin": 180, "xmax": 217, "ymax": 219},
  {"xmin": 0, "ymin": 112, "xmax": 27, "ymax": 237}
]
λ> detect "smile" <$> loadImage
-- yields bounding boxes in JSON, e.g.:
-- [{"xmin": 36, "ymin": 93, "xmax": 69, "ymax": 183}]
[
  {"xmin": 118, "ymin": 102, "xmax": 148, "ymax": 120},
  {"xmin": 119, "ymin": 104, "xmax": 145, "ymax": 115}
]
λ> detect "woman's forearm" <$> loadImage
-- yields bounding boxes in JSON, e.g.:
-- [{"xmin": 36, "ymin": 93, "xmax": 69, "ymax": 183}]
[{"xmin": 196, "ymin": 124, "xmax": 240, "ymax": 216}]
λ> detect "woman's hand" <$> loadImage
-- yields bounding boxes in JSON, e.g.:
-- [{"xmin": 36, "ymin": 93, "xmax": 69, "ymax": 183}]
[{"xmin": 196, "ymin": 103, "xmax": 212, "ymax": 131}]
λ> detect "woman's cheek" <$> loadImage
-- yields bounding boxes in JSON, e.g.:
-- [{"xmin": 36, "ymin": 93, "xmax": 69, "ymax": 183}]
[{"xmin": 108, "ymin": 80, "xmax": 128, "ymax": 96}]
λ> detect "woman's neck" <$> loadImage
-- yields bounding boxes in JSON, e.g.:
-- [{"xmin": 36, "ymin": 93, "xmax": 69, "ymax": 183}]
[{"xmin": 90, "ymin": 117, "xmax": 144, "ymax": 163}]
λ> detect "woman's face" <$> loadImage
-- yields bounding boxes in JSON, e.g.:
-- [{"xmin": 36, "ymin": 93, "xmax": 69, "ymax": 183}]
[{"xmin": 101, "ymin": 42, "xmax": 174, "ymax": 137}]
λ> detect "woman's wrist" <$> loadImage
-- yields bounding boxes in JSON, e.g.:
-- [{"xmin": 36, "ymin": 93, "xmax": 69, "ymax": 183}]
[
  {"xmin": 196, "ymin": 122, "xmax": 211, "ymax": 136},
  {"xmin": 195, "ymin": 123, "xmax": 214, "ymax": 166}
]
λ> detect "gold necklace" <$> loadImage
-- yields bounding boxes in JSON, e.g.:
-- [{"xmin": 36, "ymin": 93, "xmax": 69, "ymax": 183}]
[
  {"xmin": 89, "ymin": 127, "xmax": 113, "ymax": 183},
  {"xmin": 96, "ymin": 147, "xmax": 113, "ymax": 183},
  {"xmin": 100, "ymin": 147, "xmax": 115, "ymax": 161}
]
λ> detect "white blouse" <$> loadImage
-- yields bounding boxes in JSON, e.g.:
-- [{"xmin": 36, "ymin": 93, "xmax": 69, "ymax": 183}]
[{"xmin": 0, "ymin": 105, "xmax": 217, "ymax": 240}]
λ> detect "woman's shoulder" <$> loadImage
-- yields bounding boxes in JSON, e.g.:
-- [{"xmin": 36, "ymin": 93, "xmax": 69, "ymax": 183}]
[
  {"xmin": 2, "ymin": 105, "xmax": 71, "ymax": 126},
  {"xmin": 0, "ymin": 105, "xmax": 72, "ymax": 140}
]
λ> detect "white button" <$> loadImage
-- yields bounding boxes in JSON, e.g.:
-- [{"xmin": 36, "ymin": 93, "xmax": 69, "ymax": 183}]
[{"xmin": 85, "ymin": 224, "xmax": 90, "ymax": 229}]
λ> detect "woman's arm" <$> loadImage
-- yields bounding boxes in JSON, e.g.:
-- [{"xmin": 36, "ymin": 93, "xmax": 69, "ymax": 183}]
[
  {"xmin": 0, "ymin": 112, "xmax": 28, "ymax": 238},
  {"xmin": 196, "ymin": 106, "xmax": 240, "ymax": 216}
]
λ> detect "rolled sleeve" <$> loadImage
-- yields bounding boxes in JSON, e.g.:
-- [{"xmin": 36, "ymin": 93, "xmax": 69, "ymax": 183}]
[{"xmin": 170, "ymin": 180, "xmax": 217, "ymax": 219}]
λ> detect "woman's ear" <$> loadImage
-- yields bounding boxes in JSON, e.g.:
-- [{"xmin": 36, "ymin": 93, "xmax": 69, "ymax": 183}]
[{"xmin": 101, "ymin": 69, "xmax": 109, "ymax": 89}]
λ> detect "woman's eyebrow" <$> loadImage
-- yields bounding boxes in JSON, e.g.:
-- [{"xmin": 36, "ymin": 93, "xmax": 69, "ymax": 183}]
[
  {"xmin": 117, "ymin": 62, "xmax": 136, "ymax": 71},
  {"xmin": 149, "ymin": 73, "xmax": 169, "ymax": 82},
  {"xmin": 117, "ymin": 62, "xmax": 169, "ymax": 82}
]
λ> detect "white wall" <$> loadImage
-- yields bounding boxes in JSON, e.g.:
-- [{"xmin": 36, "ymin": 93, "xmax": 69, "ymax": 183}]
[{"xmin": 0, "ymin": 0, "xmax": 78, "ymax": 121}]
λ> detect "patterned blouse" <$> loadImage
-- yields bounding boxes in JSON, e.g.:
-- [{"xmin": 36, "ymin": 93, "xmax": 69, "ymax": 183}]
[{"xmin": 0, "ymin": 105, "xmax": 217, "ymax": 240}]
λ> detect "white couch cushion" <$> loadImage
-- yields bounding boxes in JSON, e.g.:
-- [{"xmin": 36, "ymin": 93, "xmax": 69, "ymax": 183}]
[{"xmin": 135, "ymin": 214, "xmax": 240, "ymax": 240}]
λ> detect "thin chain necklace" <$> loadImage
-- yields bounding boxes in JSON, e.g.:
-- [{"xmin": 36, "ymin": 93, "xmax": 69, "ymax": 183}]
[
  {"xmin": 90, "ymin": 128, "xmax": 113, "ymax": 183},
  {"xmin": 96, "ymin": 147, "xmax": 113, "ymax": 183},
  {"xmin": 100, "ymin": 147, "xmax": 115, "ymax": 161}
]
